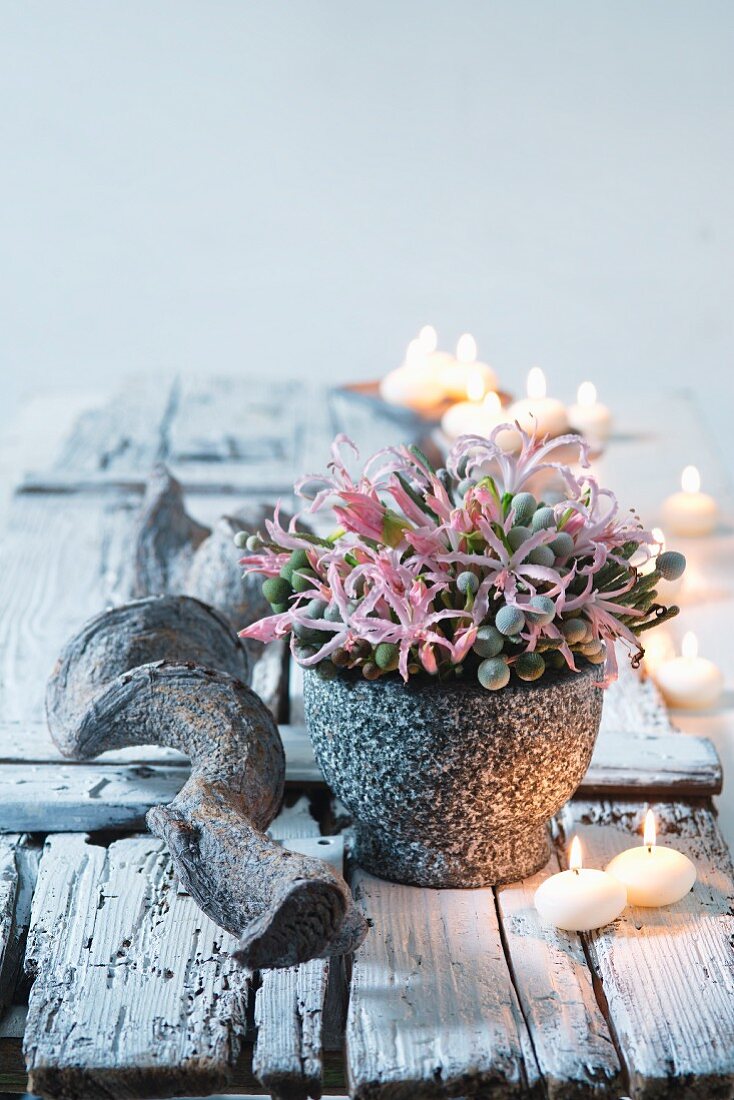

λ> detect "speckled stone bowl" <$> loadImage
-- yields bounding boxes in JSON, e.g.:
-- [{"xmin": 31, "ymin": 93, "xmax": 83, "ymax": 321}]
[{"xmin": 304, "ymin": 665, "xmax": 603, "ymax": 887}]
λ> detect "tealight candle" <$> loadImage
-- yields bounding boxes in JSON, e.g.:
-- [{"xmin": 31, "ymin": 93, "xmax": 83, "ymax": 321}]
[
  {"xmin": 653, "ymin": 631, "xmax": 724, "ymax": 710},
  {"xmin": 441, "ymin": 385, "xmax": 503, "ymax": 442},
  {"xmin": 379, "ymin": 335, "xmax": 448, "ymax": 413},
  {"xmin": 508, "ymin": 368, "xmax": 569, "ymax": 439},
  {"xmin": 661, "ymin": 466, "xmax": 718, "ymax": 537},
  {"xmin": 567, "ymin": 382, "xmax": 613, "ymax": 447},
  {"xmin": 534, "ymin": 837, "xmax": 627, "ymax": 932},
  {"xmin": 438, "ymin": 333, "xmax": 498, "ymax": 402},
  {"xmin": 606, "ymin": 810, "xmax": 696, "ymax": 907}
]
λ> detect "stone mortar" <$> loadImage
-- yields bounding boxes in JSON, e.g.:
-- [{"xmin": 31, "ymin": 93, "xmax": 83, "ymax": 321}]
[{"xmin": 304, "ymin": 664, "xmax": 604, "ymax": 887}]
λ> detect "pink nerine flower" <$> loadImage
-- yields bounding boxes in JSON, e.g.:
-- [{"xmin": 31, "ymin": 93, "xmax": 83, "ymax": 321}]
[{"xmin": 237, "ymin": 426, "xmax": 682, "ymax": 689}]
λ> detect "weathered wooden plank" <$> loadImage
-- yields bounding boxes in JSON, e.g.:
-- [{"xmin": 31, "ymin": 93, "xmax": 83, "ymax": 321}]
[
  {"xmin": 601, "ymin": 660, "xmax": 676, "ymax": 737},
  {"xmin": 0, "ymin": 836, "xmax": 40, "ymax": 1013},
  {"xmin": 346, "ymin": 870, "xmax": 540, "ymax": 1099},
  {"xmin": 0, "ymin": 492, "xmax": 137, "ymax": 731},
  {"xmin": 22, "ymin": 377, "xmax": 175, "ymax": 490},
  {"xmin": 252, "ymin": 797, "xmax": 332, "ymax": 1100},
  {"xmin": 0, "ymin": 763, "xmax": 188, "ymax": 832},
  {"xmin": 558, "ymin": 800, "xmax": 734, "ymax": 1098},
  {"xmin": 24, "ymin": 832, "xmax": 251, "ymax": 1099},
  {"xmin": 0, "ymin": 725, "xmax": 721, "ymax": 834},
  {"xmin": 496, "ymin": 856, "xmax": 623, "ymax": 1098}
]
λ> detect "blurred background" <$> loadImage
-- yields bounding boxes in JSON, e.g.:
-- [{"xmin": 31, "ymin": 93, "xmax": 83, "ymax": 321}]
[{"xmin": 1, "ymin": 1, "xmax": 733, "ymax": 465}]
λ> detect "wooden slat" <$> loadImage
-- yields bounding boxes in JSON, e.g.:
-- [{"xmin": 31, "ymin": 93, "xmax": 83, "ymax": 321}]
[
  {"xmin": 22, "ymin": 377, "xmax": 175, "ymax": 491},
  {"xmin": 0, "ymin": 836, "xmax": 40, "ymax": 1013},
  {"xmin": 346, "ymin": 870, "xmax": 540, "ymax": 1099},
  {"xmin": 496, "ymin": 856, "xmax": 623, "ymax": 1097},
  {"xmin": 252, "ymin": 797, "xmax": 331, "ymax": 1100},
  {"xmin": 0, "ymin": 492, "xmax": 137, "ymax": 731},
  {"xmin": 0, "ymin": 725, "xmax": 722, "ymax": 833},
  {"xmin": 24, "ymin": 833, "xmax": 250, "ymax": 1098},
  {"xmin": 558, "ymin": 800, "xmax": 734, "ymax": 1098}
]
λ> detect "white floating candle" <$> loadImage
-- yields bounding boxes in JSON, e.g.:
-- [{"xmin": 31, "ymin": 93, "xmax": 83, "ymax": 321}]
[
  {"xmin": 534, "ymin": 836, "xmax": 627, "ymax": 932},
  {"xmin": 508, "ymin": 368, "xmax": 569, "ymax": 439},
  {"xmin": 661, "ymin": 466, "xmax": 718, "ymax": 537},
  {"xmin": 606, "ymin": 810, "xmax": 696, "ymax": 907},
  {"xmin": 441, "ymin": 384, "xmax": 503, "ymax": 442},
  {"xmin": 379, "ymin": 335, "xmax": 447, "ymax": 413},
  {"xmin": 567, "ymin": 382, "xmax": 613, "ymax": 447},
  {"xmin": 438, "ymin": 333, "xmax": 498, "ymax": 402},
  {"xmin": 653, "ymin": 631, "xmax": 723, "ymax": 710}
]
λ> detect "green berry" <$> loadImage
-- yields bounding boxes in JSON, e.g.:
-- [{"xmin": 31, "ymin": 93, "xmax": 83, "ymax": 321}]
[
  {"xmin": 550, "ymin": 532, "xmax": 574, "ymax": 558},
  {"xmin": 546, "ymin": 650, "xmax": 566, "ymax": 670},
  {"xmin": 362, "ymin": 662, "xmax": 381, "ymax": 681},
  {"xmin": 657, "ymin": 550, "xmax": 686, "ymax": 582},
  {"xmin": 324, "ymin": 603, "xmax": 343, "ymax": 622},
  {"xmin": 495, "ymin": 605, "xmax": 526, "ymax": 635},
  {"xmin": 584, "ymin": 644, "xmax": 606, "ymax": 665},
  {"xmin": 457, "ymin": 477, "xmax": 476, "ymax": 498},
  {"xmin": 292, "ymin": 569, "xmax": 318, "ymax": 593},
  {"xmin": 508, "ymin": 526, "xmax": 532, "ymax": 551},
  {"xmin": 294, "ymin": 644, "xmax": 317, "ymax": 660},
  {"xmin": 527, "ymin": 595, "xmax": 556, "ymax": 625},
  {"xmin": 478, "ymin": 657, "xmax": 510, "ymax": 690},
  {"xmin": 375, "ymin": 642, "xmax": 400, "ymax": 671},
  {"xmin": 579, "ymin": 639, "xmax": 604, "ymax": 658},
  {"xmin": 332, "ymin": 648, "xmax": 351, "ymax": 668},
  {"xmin": 262, "ymin": 576, "xmax": 292, "ymax": 605},
  {"xmin": 515, "ymin": 652, "xmax": 546, "ymax": 681},
  {"xmin": 279, "ymin": 562, "xmax": 295, "ymax": 583},
  {"xmin": 511, "ymin": 492, "xmax": 537, "ymax": 526},
  {"xmin": 473, "ymin": 624, "xmax": 504, "ymax": 658},
  {"xmin": 457, "ymin": 571, "xmax": 479, "ymax": 595},
  {"xmin": 289, "ymin": 549, "xmax": 310, "ymax": 570},
  {"xmin": 293, "ymin": 622, "xmax": 322, "ymax": 642},
  {"xmin": 315, "ymin": 661, "xmax": 337, "ymax": 680},
  {"xmin": 233, "ymin": 530, "xmax": 249, "ymax": 549},
  {"xmin": 561, "ymin": 618, "xmax": 587, "ymax": 644},
  {"xmin": 531, "ymin": 506, "xmax": 557, "ymax": 532},
  {"xmin": 527, "ymin": 545, "xmax": 555, "ymax": 567},
  {"xmin": 303, "ymin": 599, "xmax": 327, "ymax": 620},
  {"xmin": 271, "ymin": 602, "xmax": 289, "ymax": 613},
  {"xmin": 246, "ymin": 534, "xmax": 263, "ymax": 551}
]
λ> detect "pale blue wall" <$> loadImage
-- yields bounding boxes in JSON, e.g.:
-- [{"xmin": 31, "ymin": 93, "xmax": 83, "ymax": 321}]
[{"xmin": 1, "ymin": 2, "xmax": 733, "ymax": 469}]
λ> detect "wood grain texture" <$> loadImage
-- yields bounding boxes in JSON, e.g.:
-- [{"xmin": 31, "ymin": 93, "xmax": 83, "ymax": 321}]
[
  {"xmin": 496, "ymin": 856, "xmax": 623, "ymax": 1098},
  {"xmin": 346, "ymin": 870, "xmax": 540, "ymax": 1099},
  {"xmin": 24, "ymin": 832, "xmax": 251, "ymax": 1099},
  {"xmin": 558, "ymin": 800, "xmax": 734, "ymax": 1098},
  {"xmin": 252, "ymin": 796, "xmax": 332, "ymax": 1100}
]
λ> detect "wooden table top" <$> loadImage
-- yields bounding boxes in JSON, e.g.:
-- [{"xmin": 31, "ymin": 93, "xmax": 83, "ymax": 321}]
[{"xmin": 0, "ymin": 376, "xmax": 733, "ymax": 1099}]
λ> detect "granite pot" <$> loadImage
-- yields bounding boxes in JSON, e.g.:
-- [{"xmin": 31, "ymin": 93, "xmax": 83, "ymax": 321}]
[{"xmin": 303, "ymin": 664, "xmax": 603, "ymax": 887}]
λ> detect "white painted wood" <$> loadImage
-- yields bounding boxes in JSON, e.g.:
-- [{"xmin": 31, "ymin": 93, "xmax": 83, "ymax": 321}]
[
  {"xmin": 0, "ymin": 763, "xmax": 188, "ymax": 832},
  {"xmin": 0, "ymin": 836, "xmax": 40, "ymax": 1014},
  {"xmin": 346, "ymin": 870, "xmax": 539, "ymax": 1099},
  {"xmin": 24, "ymin": 833, "xmax": 250, "ymax": 1098},
  {"xmin": 559, "ymin": 800, "xmax": 734, "ymax": 1098},
  {"xmin": 496, "ymin": 855, "xmax": 622, "ymax": 1097},
  {"xmin": 253, "ymin": 797, "xmax": 332, "ymax": 1100}
]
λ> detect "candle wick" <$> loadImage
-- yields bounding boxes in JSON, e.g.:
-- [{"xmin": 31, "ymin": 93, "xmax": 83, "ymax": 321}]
[
  {"xmin": 572, "ymin": 867, "xmax": 580, "ymax": 876},
  {"xmin": 647, "ymin": 845, "xmax": 653, "ymax": 854}
]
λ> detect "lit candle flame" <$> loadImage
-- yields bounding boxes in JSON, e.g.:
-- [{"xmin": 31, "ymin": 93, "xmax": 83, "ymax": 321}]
[
  {"xmin": 569, "ymin": 835, "xmax": 583, "ymax": 873},
  {"xmin": 577, "ymin": 381, "xmax": 597, "ymax": 407},
  {"xmin": 418, "ymin": 325, "xmax": 438, "ymax": 353},
  {"xmin": 644, "ymin": 809, "xmax": 656, "ymax": 849},
  {"xmin": 682, "ymin": 631, "xmax": 698, "ymax": 660},
  {"xmin": 681, "ymin": 465, "xmax": 701, "ymax": 494},
  {"xmin": 405, "ymin": 338, "xmax": 427, "ymax": 369},
  {"xmin": 466, "ymin": 368, "xmax": 487, "ymax": 403},
  {"xmin": 527, "ymin": 366, "xmax": 547, "ymax": 401},
  {"xmin": 456, "ymin": 333, "xmax": 477, "ymax": 364}
]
